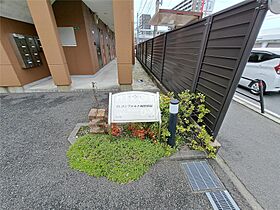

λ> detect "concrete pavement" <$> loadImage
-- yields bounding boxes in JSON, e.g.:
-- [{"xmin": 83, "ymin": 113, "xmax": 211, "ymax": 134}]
[{"xmin": 217, "ymin": 100, "xmax": 280, "ymax": 210}]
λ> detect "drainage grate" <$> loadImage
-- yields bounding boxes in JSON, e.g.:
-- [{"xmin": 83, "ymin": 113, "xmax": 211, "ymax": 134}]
[
  {"xmin": 181, "ymin": 160, "xmax": 224, "ymax": 192},
  {"xmin": 206, "ymin": 190, "xmax": 240, "ymax": 210}
]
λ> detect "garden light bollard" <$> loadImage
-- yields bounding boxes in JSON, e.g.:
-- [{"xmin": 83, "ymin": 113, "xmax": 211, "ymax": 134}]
[{"xmin": 168, "ymin": 99, "xmax": 179, "ymax": 147}]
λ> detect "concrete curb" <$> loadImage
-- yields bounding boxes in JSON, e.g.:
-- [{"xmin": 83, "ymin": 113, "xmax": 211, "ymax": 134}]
[
  {"xmin": 0, "ymin": 89, "xmax": 121, "ymax": 95},
  {"xmin": 168, "ymin": 152, "xmax": 207, "ymax": 161},
  {"xmin": 67, "ymin": 123, "xmax": 88, "ymax": 145},
  {"xmin": 233, "ymin": 95, "xmax": 280, "ymax": 124},
  {"xmin": 0, "ymin": 87, "xmax": 120, "ymax": 94},
  {"xmin": 167, "ymin": 140, "xmax": 221, "ymax": 161},
  {"xmin": 168, "ymin": 146, "xmax": 208, "ymax": 161},
  {"xmin": 215, "ymin": 154, "xmax": 264, "ymax": 210},
  {"xmin": 1, "ymin": 86, "xmax": 161, "ymax": 94}
]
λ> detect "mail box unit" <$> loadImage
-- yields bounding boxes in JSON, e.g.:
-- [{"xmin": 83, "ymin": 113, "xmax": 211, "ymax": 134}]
[
  {"xmin": 10, "ymin": 33, "xmax": 43, "ymax": 69},
  {"xmin": 34, "ymin": 37, "xmax": 42, "ymax": 52}
]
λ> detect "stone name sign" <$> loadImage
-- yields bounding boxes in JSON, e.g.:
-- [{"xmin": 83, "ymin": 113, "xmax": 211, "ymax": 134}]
[{"xmin": 108, "ymin": 91, "xmax": 161, "ymax": 124}]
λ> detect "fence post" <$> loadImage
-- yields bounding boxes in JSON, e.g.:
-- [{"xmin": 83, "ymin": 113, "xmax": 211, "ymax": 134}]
[
  {"xmin": 160, "ymin": 34, "xmax": 167, "ymax": 83},
  {"xmin": 139, "ymin": 44, "xmax": 141, "ymax": 62},
  {"xmin": 141, "ymin": 43, "xmax": 144, "ymax": 63},
  {"xmin": 212, "ymin": 2, "xmax": 267, "ymax": 138},
  {"xmin": 145, "ymin": 42, "xmax": 148, "ymax": 66},
  {"xmin": 259, "ymin": 80, "xmax": 265, "ymax": 113},
  {"xmin": 191, "ymin": 16, "xmax": 213, "ymax": 92},
  {"xmin": 150, "ymin": 39, "xmax": 154, "ymax": 70}
]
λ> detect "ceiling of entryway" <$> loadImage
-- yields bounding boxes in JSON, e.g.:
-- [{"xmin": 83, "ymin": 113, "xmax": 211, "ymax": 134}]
[
  {"xmin": 0, "ymin": 0, "xmax": 34, "ymax": 24},
  {"xmin": 0, "ymin": 0, "xmax": 114, "ymax": 30},
  {"xmin": 83, "ymin": 0, "xmax": 114, "ymax": 30}
]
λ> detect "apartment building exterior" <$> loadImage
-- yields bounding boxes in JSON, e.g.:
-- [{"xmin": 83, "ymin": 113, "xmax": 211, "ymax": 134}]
[
  {"xmin": 0, "ymin": 0, "xmax": 134, "ymax": 90},
  {"xmin": 136, "ymin": 14, "xmax": 152, "ymax": 43},
  {"xmin": 139, "ymin": 14, "xmax": 151, "ymax": 30},
  {"xmin": 254, "ymin": 28, "xmax": 280, "ymax": 48},
  {"xmin": 172, "ymin": 0, "xmax": 215, "ymax": 17}
]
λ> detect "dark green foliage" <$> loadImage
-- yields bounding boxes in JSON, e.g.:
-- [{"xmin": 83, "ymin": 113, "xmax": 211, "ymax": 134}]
[{"xmin": 159, "ymin": 90, "xmax": 216, "ymax": 158}]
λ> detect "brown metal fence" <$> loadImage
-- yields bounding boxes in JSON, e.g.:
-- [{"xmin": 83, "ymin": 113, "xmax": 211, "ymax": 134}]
[{"xmin": 136, "ymin": 0, "xmax": 268, "ymax": 137}]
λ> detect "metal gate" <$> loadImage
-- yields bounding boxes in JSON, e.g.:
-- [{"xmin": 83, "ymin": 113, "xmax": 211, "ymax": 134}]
[{"xmin": 136, "ymin": 0, "xmax": 268, "ymax": 137}]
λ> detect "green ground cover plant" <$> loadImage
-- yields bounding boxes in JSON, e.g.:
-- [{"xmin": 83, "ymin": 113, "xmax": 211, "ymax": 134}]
[{"xmin": 67, "ymin": 134, "xmax": 174, "ymax": 184}]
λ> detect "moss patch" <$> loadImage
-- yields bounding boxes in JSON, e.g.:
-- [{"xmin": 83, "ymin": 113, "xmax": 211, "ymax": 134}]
[{"xmin": 67, "ymin": 134, "xmax": 172, "ymax": 183}]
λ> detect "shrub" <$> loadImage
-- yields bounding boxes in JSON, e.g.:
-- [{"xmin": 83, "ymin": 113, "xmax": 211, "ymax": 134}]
[
  {"xmin": 110, "ymin": 123, "xmax": 159, "ymax": 144},
  {"xmin": 159, "ymin": 90, "xmax": 216, "ymax": 158}
]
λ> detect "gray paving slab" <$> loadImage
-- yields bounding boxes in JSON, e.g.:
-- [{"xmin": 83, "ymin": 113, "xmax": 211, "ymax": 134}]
[
  {"xmin": 2, "ymin": 60, "xmax": 159, "ymax": 94},
  {"xmin": 217, "ymin": 101, "xmax": 280, "ymax": 210}
]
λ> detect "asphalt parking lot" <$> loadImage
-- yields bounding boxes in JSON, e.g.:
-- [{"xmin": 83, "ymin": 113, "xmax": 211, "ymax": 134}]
[{"xmin": 0, "ymin": 92, "xmax": 252, "ymax": 209}]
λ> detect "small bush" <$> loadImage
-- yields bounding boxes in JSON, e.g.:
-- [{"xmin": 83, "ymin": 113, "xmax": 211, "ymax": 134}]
[
  {"xmin": 110, "ymin": 123, "xmax": 159, "ymax": 144},
  {"xmin": 67, "ymin": 134, "xmax": 174, "ymax": 184},
  {"xmin": 159, "ymin": 91, "xmax": 216, "ymax": 158}
]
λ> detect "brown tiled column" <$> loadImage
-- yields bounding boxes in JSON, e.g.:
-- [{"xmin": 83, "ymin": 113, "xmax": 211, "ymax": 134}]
[
  {"xmin": 113, "ymin": 0, "xmax": 133, "ymax": 85},
  {"xmin": 131, "ymin": 0, "xmax": 135, "ymax": 65},
  {"xmin": 0, "ymin": 42, "xmax": 21, "ymax": 87},
  {"xmin": 27, "ymin": 0, "xmax": 71, "ymax": 86}
]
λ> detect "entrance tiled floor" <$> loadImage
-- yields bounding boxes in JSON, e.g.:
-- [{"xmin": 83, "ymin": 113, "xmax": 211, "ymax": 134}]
[
  {"xmin": 23, "ymin": 60, "xmax": 118, "ymax": 92},
  {"xmin": 19, "ymin": 59, "xmax": 159, "ymax": 93}
]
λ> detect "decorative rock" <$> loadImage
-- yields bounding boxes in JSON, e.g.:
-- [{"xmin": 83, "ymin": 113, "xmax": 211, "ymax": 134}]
[
  {"xmin": 89, "ymin": 120, "xmax": 106, "ymax": 128},
  {"xmin": 96, "ymin": 109, "xmax": 106, "ymax": 118},
  {"xmin": 210, "ymin": 139, "xmax": 221, "ymax": 153},
  {"xmin": 88, "ymin": 108, "xmax": 108, "ymax": 134},
  {"xmin": 88, "ymin": 108, "xmax": 98, "ymax": 121},
  {"xmin": 90, "ymin": 126, "xmax": 105, "ymax": 134},
  {"xmin": 89, "ymin": 118, "xmax": 102, "ymax": 125}
]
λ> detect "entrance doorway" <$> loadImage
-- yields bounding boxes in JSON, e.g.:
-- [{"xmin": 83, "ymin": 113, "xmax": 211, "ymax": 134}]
[{"xmin": 95, "ymin": 29, "xmax": 103, "ymax": 68}]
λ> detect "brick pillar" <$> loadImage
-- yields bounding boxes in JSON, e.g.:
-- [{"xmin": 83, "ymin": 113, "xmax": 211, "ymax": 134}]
[
  {"xmin": 27, "ymin": 0, "xmax": 71, "ymax": 86},
  {"xmin": 113, "ymin": 0, "xmax": 133, "ymax": 85}
]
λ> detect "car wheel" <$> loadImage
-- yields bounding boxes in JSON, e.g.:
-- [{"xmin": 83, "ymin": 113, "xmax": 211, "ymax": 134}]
[{"xmin": 249, "ymin": 80, "xmax": 266, "ymax": 95}]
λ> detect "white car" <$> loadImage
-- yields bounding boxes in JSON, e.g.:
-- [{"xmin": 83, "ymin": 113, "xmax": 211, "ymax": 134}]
[{"xmin": 239, "ymin": 48, "xmax": 280, "ymax": 94}]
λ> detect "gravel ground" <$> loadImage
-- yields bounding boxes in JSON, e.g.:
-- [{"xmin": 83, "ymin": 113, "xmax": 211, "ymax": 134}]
[{"xmin": 0, "ymin": 92, "xmax": 214, "ymax": 210}]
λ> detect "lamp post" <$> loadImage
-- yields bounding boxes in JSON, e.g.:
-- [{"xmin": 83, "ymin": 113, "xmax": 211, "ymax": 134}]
[{"xmin": 168, "ymin": 99, "xmax": 179, "ymax": 147}]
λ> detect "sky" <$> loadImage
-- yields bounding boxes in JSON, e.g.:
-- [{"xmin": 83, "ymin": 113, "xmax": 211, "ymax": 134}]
[{"xmin": 134, "ymin": 0, "xmax": 280, "ymax": 33}]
